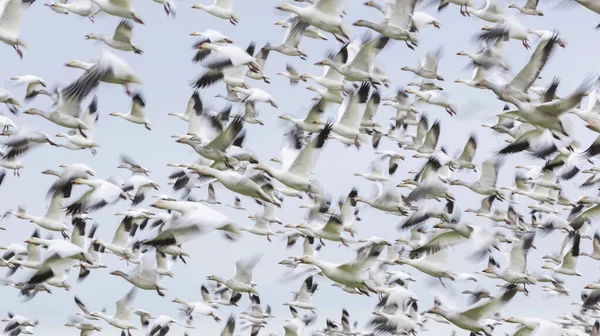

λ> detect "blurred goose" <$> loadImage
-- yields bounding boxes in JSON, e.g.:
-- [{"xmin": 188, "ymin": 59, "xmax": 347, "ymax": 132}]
[
  {"xmin": 0, "ymin": 0, "xmax": 31, "ymax": 59},
  {"xmin": 91, "ymin": 0, "xmax": 144, "ymax": 24},
  {"xmin": 275, "ymin": 0, "xmax": 350, "ymax": 42},
  {"xmin": 508, "ymin": 0, "xmax": 543, "ymax": 16},
  {"xmin": 90, "ymin": 288, "xmax": 138, "ymax": 336}
]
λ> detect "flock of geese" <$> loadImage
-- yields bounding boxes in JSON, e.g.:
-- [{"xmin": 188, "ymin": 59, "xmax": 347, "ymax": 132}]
[{"xmin": 2, "ymin": 0, "xmax": 600, "ymax": 335}]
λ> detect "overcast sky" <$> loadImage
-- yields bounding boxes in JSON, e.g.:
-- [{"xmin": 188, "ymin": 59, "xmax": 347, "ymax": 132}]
[{"xmin": 1, "ymin": 0, "xmax": 600, "ymax": 335}]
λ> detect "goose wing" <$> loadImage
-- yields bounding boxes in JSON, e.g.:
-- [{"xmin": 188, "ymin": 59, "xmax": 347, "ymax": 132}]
[
  {"xmin": 114, "ymin": 288, "xmax": 136, "ymax": 321},
  {"xmin": 113, "ymin": 20, "xmax": 133, "ymax": 43},
  {"xmin": 337, "ymin": 83, "xmax": 370, "ymax": 130},
  {"xmin": 313, "ymin": 0, "xmax": 346, "ymax": 17},
  {"xmin": 287, "ymin": 123, "xmax": 333, "ymax": 179},
  {"xmin": 349, "ymin": 35, "xmax": 389, "ymax": 72},
  {"xmin": 458, "ymin": 133, "xmax": 478, "ymax": 162},
  {"xmin": 509, "ymin": 34, "xmax": 558, "ymax": 92},
  {"xmin": 387, "ymin": 0, "xmax": 418, "ymax": 29},
  {"xmin": 461, "ymin": 285, "xmax": 517, "ymax": 321},
  {"xmin": 207, "ymin": 116, "xmax": 244, "ymax": 151}
]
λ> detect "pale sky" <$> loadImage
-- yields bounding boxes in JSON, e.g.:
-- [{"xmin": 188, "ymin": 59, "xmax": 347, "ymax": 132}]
[{"xmin": 1, "ymin": 0, "xmax": 600, "ymax": 335}]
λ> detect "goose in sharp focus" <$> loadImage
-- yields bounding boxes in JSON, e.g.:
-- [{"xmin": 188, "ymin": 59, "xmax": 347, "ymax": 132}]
[
  {"xmin": 85, "ymin": 20, "xmax": 142, "ymax": 54},
  {"xmin": 509, "ymin": 0, "xmax": 543, "ymax": 16},
  {"xmin": 110, "ymin": 92, "xmax": 152, "ymax": 130},
  {"xmin": 401, "ymin": 47, "xmax": 444, "ymax": 80},
  {"xmin": 206, "ymin": 254, "xmax": 261, "ymax": 294},
  {"xmin": 110, "ymin": 250, "xmax": 167, "ymax": 296},
  {"xmin": 192, "ymin": 0, "xmax": 239, "ymax": 25}
]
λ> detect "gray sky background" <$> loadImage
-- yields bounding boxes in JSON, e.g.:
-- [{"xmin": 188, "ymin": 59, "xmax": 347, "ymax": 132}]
[{"xmin": 1, "ymin": 0, "xmax": 600, "ymax": 335}]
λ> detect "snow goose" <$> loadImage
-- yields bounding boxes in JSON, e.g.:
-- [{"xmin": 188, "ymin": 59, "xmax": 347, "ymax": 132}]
[
  {"xmin": 450, "ymin": 157, "xmax": 504, "ymax": 197},
  {"xmin": 355, "ymin": 160, "xmax": 388, "ymax": 182},
  {"xmin": 283, "ymin": 276, "xmax": 318, "ymax": 311},
  {"xmin": 118, "ymin": 154, "xmax": 151, "ymax": 176},
  {"xmin": 275, "ymin": 0, "xmax": 350, "ymax": 42},
  {"xmin": 64, "ymin": 320, "xmax": 102, "ymax": 335},
  {"xmin": 92, "ymin": 216, "xmax": 137, "ymax": 261},
  {"xmin": 121, "ymin": 174, "xmax": 159, "ymax": 205},
  {"xmin": 266, "ymin": 17, "xmax": 309, "ymax": 59},
  {"xmin": 1, "ymin": 314, "xmax": 37, "ymax": 335},
  {"xmin": 65, "ymin": 51, "xmax": 142, "ymax": 95},
  {"xmin": 244, "ymin": 44, "xmax": 271, "ymax": 84},
  {"xmin": 454, "ymin": 66, "xmax": 487, "ymax": 89},
  {"xmin": 21, "ymin": 238, "xmax": 93, "ymax": 291},
  {"xmin": 278, "ymin": 63, "xmax": 305, "ymax": 85},
  {"xmin": 192, "ymin": 0, "xmax": 239, "ymax": 25},
  {"xmin": 279, "ymin": 101, "xmax": 326, "ymax": 133},
  {"xmin": 296, "ymin": 214, "xmax": 352, "ymax": 246},
  {"xmin": 0, "ymin": 89, "xmax": 21, "ymax": 115},
  {"xmin": 408, "ymin": 88, "xmax": 457, "ymax": 115},
  {"xmin": 196, "ymin": 42, "xmax": 261, "ymax": 73},
  {"xmin": 505, "ymin": 77, "xmax": 590, "ymax": 138},
  {"xmin": 45, "ymin": 0, "xmax": 69, "ymax": 14},
  {"xmin": 66, "ymin": 177, "xmax": 129, "ymax": 214},
  {"xmin": 255, "ymin": 123, "xmax": 333, "ymax": 194},
  {"xmin": 144, "ymin": 200, "xmax": 240, "ymax": 246},
  {"xmin": 426, "ymin": 286, "xmax": 518, "ymax": 334},
  {"xmin": 465, "ymin": 0, "xmax": 505, "ymax": 22},
  {"xmin": 299, "ymin": 51, "xmax": 346, "ymax": 91},
  {"xmin": 55, "ymin": 97, "xmax": 100, "ymax": 155},
  {"xmin": 275, "ymin": 17, "xmax": 328, "ymax": 40},
  {"xmin": 528, "ymin": 29, "xmax": 567, "ymax": 48},
  {"xmin": 479, "ymin": 16, "xmax": 530, "ymax": 48},
  {"xmin": 241, "ymin": 214, "xmax": 277, "ymax": 241},
  {"xmin": 190, "ymin": 29, "xmax": 233, "ymax": 45},
  {"xmin": 295, "ymin": 244, "xmax": 383, "ymax": 294},
  {"xmin": 396, "ymin": 249, "xmax": 457, "ymax": 284},
  {"xmin": 110, "ymin": 92, "xmax": 151, "ymax": 130},
  {"xmin": 323, "ymin": 82, "xmax": 370, "ymax": 146},
  {"xmin": 85, "ymin": 20, "xmax": 142, "ymax": 54},
  {"xmin": 110, "ymin": 251, "xmax": 167, "ymax": 296},
  {"xmin": 401, "ymin": 47, "xmax": 444, "ymax": 80},
  {"xmin": 178, "ymin": 115, "xmax": 244, "ymax": 164},
  {"xmin": 49, "ymin": 0, "xmax": 95, "ymax": 19},
  {"xmin": 1, "ymin": 127, "xmax": 58, "ymax": 160},
  {"xmin": 44, "ymin": 163, "xmax": 95, "ymax": 198},
  {"xmin": 168, "ymin": 91, "xmax": 201, "ymax": 122},
  {"xmin": 355, "ymin": 181, "xmax": 409, "ymax": 215},
  {"xmin": 186, "ymin": 165, "xmax": 280, "ymax": 206},
  {"xmin": 90, "ymin": 288, "xmax": 138, "ymax": 336},
  {"xmin": 315, "ymin": 34, "xmax": 390, "ymax": 86},
  {"xmin": 542, "ymin": 233, "xmax": 581, "ymax": 276},
  {"xmin": 192, "ymin": 46, "xmax": 253, "ymax": 89},
  {"xmin": 509, "ymin": 0, "xmax": 543, "ymax": 15},
  {"xmin": 0, "ymin": 115, "xmax": 16, "ymax": 132},
  {"xmin": 207, "ymin": 254, "xmax": 261, "ymax": 294},
  {"xmin": 91, "ymin": 0, "xmax": 144, "ymax": 24},
  {"xmin": 231, "ymin": 87, "xmax": 278, "ymax": 108},
  {"xmin": 355, "ymin": 0, "xmax": 419, "ymax": 48},
  {"xmin": 5, "ymin": 230, "xmax": 42, "ymax": 271},
  {"xmin": 580, "ymin": 232, "xmax": 600, "ymax": 260},
  {"xmin": 0, "ymin": 0, "xmax": 32, "ymax": 59},
  {"xmin": 8, "ymin": 190, "xmax": 69, "ymax": 237},
  {"xmin": 10, "ymin": 75, "xmax": 47, "ymax": 101}
]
